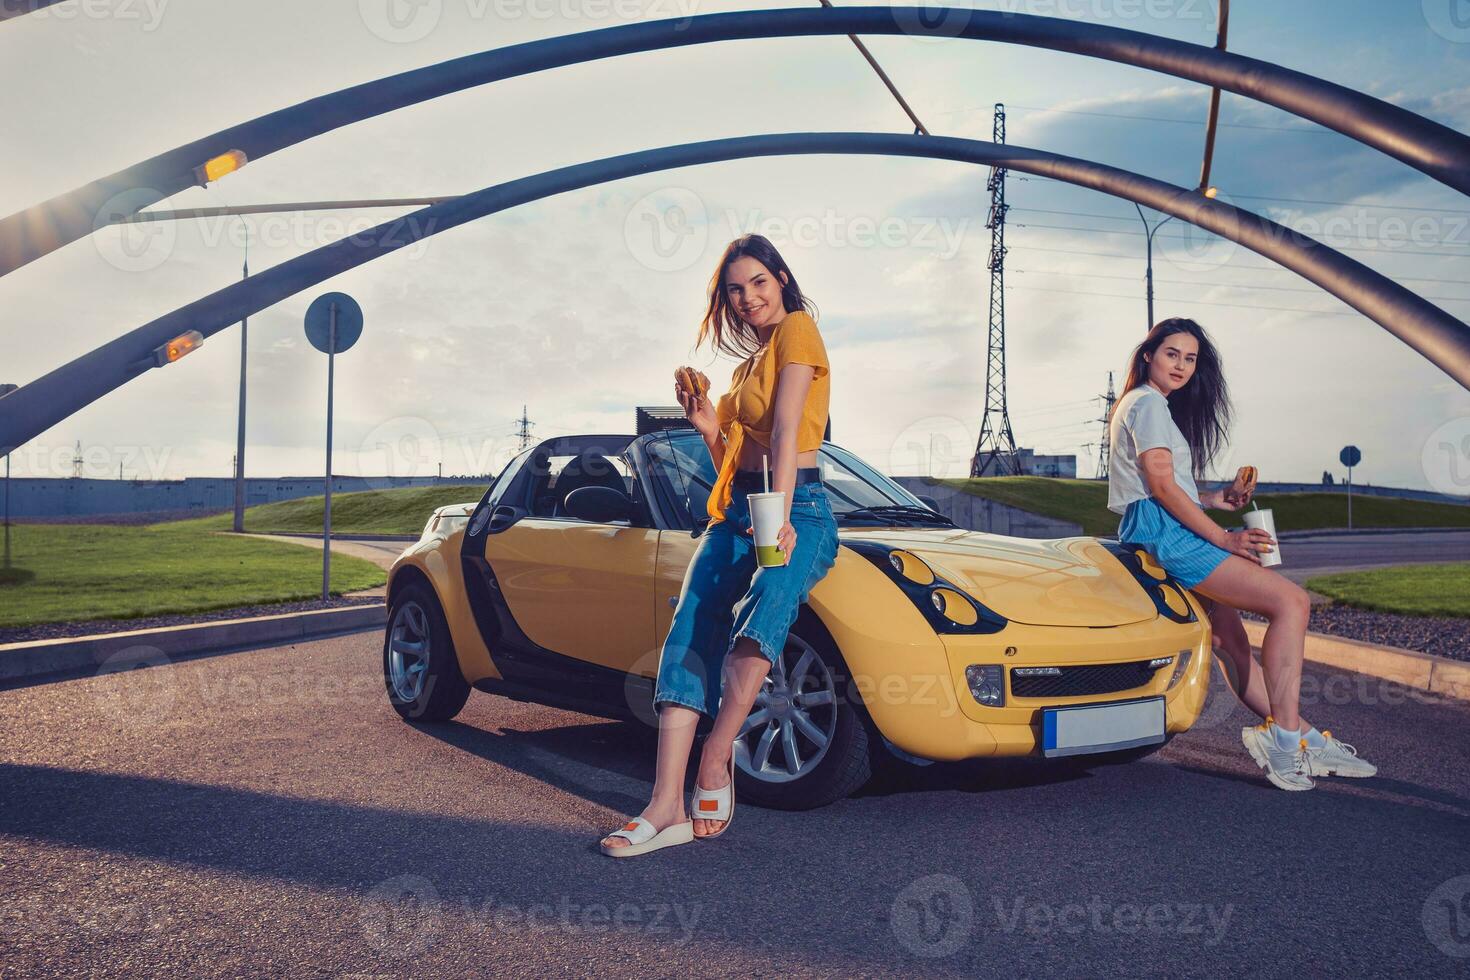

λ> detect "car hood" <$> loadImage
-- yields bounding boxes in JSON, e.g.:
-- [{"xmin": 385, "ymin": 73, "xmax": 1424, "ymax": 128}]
[{"xmin": 839, "ymin": 527, "xmax": 1156, "ymax": 627}]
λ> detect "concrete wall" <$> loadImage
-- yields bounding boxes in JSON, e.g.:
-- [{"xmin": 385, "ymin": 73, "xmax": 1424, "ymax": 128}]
[
  {"xmin": 2, "ymin": 475, "xmax": 482, "ymax": 519},
  {"xmin": 892, "ymin": 477, "xmax": 1085, "ymax": 539}
]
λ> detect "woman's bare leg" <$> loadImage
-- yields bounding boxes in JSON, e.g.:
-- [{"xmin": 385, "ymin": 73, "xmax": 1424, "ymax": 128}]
[
  {"xmin": 600, "ymin": 703, "xmax": 699, "ymax": 849},
  {"xmin": 692, "ymin": 636, "xmax": 771, "ymax": 837},
  {"xmin": 1190, "ymin": 557, "xmax": 1312, "ymax": 732},
  {"xmin": 1199, "ymin": 595, "xmax": 1316, "ymax": 731}
]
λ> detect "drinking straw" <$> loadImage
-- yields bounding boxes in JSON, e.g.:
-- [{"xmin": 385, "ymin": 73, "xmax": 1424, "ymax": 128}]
[{"xmin": 763, "ymin": 453, "xmax": 770, "ymax": 494}]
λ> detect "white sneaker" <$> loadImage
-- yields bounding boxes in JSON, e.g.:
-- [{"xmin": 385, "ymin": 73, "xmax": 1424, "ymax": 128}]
[
  {"xmin": 1240, "ymin": 721, "xmax": 1315, "ymax": 791},
  {"xmin": 1303, "ymin": 731, "xmax": 1377, "ymax": 778}
]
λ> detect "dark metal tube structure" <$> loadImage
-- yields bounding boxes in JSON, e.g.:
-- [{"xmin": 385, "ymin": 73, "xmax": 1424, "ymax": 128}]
[
  {"xmin": 3, "ymin": 6, "xmax": 1468, "ymax": 277},
  {"xmin": 3, "ymin": 131, "xmax": 1467, "ymax": 454}
]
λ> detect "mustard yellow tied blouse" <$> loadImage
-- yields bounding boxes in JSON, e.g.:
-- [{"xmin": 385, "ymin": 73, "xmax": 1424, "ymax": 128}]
[{"xmin": 707, "ymin": 309, "xmax": 830, "ymax": 526}]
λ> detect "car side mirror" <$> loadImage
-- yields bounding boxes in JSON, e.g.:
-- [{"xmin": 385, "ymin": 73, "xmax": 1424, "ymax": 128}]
[
  {"xmin": 915, "ymin": 494, "xmax": 942, "ymax": 512},
  {"xmin": 564, "ymin": 485, "xmax": 633, "ymax": 523}
]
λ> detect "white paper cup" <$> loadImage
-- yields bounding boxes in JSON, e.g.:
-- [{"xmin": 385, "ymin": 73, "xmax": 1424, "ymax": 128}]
[
  {"xmin": 748, "ymin": 490, "xmax": 787, "ymax": 567},
  {"xmin": 1242, "ymin": 508, "xmax": 1282, "ymax": 567}
]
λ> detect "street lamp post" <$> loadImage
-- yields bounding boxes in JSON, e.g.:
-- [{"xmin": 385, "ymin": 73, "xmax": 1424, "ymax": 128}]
[
  {"xmin": 233, "ymin": 220, "xmax": 249, "ymax": 533},
  {"xmin": 0, "ymin": 382, "xmax": 17, "ymax": 569},
  {"xmin": 1135, "ymin": 203, "xmax": 1176, "ymax": 330}
]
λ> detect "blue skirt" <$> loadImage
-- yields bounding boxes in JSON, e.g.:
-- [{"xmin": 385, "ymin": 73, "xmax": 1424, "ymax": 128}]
[{"xmin": 1117, "ymin": 496, "xmax": 1231, "ymax": 589}]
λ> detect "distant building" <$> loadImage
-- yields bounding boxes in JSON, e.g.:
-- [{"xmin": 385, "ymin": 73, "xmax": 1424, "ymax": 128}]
[
  {"xmin": 6, "ymin": 474, "xmax": 474, "ymax": 520},
  {"xmin": 635, "ymin": 406, "xmax": 696, "ymax": 436},
  {"xmin": 635, "ymin": 406, "xmax": 832, "ymax": 441},
  {"xmin": 972, "ymin": 448, "xmax": 1078, "ymax": 479}
]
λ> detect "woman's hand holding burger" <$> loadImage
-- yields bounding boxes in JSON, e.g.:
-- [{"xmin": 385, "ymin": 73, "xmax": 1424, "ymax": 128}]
[{"xmin": 673, "ymin": 366, "xmax": 717, "ymax": 435}]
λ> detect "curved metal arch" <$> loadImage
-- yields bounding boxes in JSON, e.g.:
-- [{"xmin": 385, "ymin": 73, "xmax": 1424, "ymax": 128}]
[
  {"xmin": 3, "ymin": 131, "xmax": 1467, "ymax": 453},
  {"xmin": 0, "ymin": 1, "xmax": 70, "ymax": 23},
  {"xmin": 3, "ymin": 6, "xmax": 1467, "ymax": 277}
]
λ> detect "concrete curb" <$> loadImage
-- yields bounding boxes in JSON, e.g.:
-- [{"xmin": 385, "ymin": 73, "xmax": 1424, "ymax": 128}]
[
  {"xmin": 1240, "ymin": 620, "xmax": 1470, "ymax": 701},
  {"xmin": 0, "ymin": 604, "xmax": 387, "ymax": 685},
  {"xmin": 231, "ymin": 531, "xmax": 418, "ymax": 542}
]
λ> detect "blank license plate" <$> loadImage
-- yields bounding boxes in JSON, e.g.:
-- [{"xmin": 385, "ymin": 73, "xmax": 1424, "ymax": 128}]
[{"xmin": 1041, "ymin": 696, "xmax": 1166, "ymax": 759}]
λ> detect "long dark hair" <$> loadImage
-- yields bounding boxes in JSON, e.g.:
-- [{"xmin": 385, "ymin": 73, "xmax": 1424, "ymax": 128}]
[
  {"xmin": 1107, "ymin": 317, "xmax": 1232, "ymax": 479},
  {"xmin": 696, "ymin": 234, "xmax": 818, "ymax": 360}
]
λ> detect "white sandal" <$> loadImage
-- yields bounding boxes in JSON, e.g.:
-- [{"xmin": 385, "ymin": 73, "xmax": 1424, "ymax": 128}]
[
  {"xmin": 599, "ymin": 815, "xmax": 693, "ymax": 858},
  {"xmin": 691, "ymin": 753, "xmax": 735, "ymax": 839}
]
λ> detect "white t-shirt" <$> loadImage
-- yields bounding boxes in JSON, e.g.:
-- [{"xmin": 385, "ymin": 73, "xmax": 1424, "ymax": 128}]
[{"xmin": 1107, "ymin": 384, "xmax": 1202, "ymax": 515}]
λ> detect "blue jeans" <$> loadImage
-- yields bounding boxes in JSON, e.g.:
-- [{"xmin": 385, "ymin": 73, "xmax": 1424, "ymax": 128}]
[{"xmin": 653, "ymin": 478, "xmax": 840, "ymax": 719}]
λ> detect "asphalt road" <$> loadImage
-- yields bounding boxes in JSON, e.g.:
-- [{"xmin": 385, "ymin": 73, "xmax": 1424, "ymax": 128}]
[
  {"xmin": 2, "ymin": 633, "xmax": 1468, "ymax": 978},
  {"xmin": 1269, "ymin": 529, "xmax": 1470, "ymax": 584}
]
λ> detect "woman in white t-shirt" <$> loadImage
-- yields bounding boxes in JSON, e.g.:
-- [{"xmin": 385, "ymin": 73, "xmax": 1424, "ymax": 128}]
[{"xmin": 1107, "ymin": 317, "xmax": 1376, "ymax": 791}]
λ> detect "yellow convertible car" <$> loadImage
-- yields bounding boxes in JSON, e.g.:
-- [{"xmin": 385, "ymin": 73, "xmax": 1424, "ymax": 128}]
[{"xmin": 383, "ymin": 428, "xmax": 1212, "ymax": 809}]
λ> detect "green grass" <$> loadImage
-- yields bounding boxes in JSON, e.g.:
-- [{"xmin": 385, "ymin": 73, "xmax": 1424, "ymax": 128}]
[
  {"xmin": 164, "ymin": 483, "xmax": 489, "ymax": 536},
  {"xmin": 0, "ymin": 523, "xmax": 387, "ymax": 629},
  {"xmin": 928, "ymin": 477, "xmax": 1470, "ymax": 537},
  {"xmin": 1305, "ymin": 563, "xmax": 1470, "ymax": 617}
]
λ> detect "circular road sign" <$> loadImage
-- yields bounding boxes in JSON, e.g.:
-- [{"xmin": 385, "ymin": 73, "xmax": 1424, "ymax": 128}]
[{"xmin": 305, "ymin": 292, "xmax": 364, "ymax": 354}]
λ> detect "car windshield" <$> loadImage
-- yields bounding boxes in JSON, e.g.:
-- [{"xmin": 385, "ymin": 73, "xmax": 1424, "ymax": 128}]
[{"xmin": 644, "ymin": 429, "xmax": 947, "ymax": 530}]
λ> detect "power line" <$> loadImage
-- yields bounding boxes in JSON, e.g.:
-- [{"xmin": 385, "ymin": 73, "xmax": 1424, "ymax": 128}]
[
  {"xmin": 1233, "ymin": 192, "xmax": 1470, "ymax": 216},
  {"xmin": 1004, "ymin": 244, "xmax": 1470, "ymax": 286},
  {"xmin": 1019, "ymin": 172, "xmax": 1470, "ymax": 215},
  {"xmin": 1015, "ymin": 205, "xmax": 1470, "ymax": 243},
  {"xmin": 1006, "ymin": 282, "xmax": 1364, "ymax": 317},
  {"xmin": 935, "ymin": 101, "xmax": 1333, "ymax": 136},
  {"xmin": 1010, "ymin": 266, "xmax": 1469, "ymax": 304},
  {"xmin": 1014, "ymin": 219, "xmax": 1467, "ymax": 259}
]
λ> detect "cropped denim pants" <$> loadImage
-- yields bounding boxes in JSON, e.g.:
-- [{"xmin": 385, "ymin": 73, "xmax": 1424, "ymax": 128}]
[{"xmin": 653, "ymin": 475, "xmax": 840, "ymax": 720}]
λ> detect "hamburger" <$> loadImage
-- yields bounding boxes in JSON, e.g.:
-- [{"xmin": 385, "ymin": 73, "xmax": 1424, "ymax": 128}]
[
  {"xmin": 675, "ymin": 366, "xmax": 710, "ymax": 400},
  {"xmin": 1229, "ymin": 465, "xmax": 1258, "ymax": 503}
]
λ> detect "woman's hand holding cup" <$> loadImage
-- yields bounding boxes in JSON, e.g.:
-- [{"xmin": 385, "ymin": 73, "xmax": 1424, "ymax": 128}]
[
  {"xmin": 746, "ymin": 517, "xmax": 795, "ymax": 564},
  {"xmin": 1222, "ymin": 527, "xmax": 1275, "ymax": 564}
]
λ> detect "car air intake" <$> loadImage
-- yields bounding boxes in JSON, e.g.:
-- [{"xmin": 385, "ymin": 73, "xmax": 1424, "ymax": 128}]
[{"xmin": 1010, "ymin": 659, "xmax": 1168, "ymax": 699}]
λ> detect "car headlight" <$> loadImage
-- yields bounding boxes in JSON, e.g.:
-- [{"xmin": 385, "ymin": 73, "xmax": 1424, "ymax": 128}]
[
  {"xmin": 1101, "ymin": 543, "xmax": 1199, "ymax": 624},
  {"xmin": 965, "ymin": 664, "xmax": 1005, "ymax": 707},
  {"xmin": 1162, "ymin": 648, "xmax": 1193, "ymax": 688},
  {"xmin": 844, "ymin": 541, "xmax": 1007, "ymax": 635}
]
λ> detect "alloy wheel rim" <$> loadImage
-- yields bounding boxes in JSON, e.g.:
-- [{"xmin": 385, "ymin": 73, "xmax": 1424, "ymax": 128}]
[
  {"xmin": 733, "ymin": 636, "xmax": 838, "ymax": 783},
  {"xmin": 388, "ymin": 601, "xmax": 431, "ymax": 702}
]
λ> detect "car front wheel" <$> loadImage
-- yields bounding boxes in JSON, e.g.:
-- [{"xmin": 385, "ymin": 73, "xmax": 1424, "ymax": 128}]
[
  {"xmin": 729, "ymin": 615, "xmax": 872, "ymax": 811},
  {"xmin": 383, "ymin": 581, "xmax": 471, "ymax": 723}
]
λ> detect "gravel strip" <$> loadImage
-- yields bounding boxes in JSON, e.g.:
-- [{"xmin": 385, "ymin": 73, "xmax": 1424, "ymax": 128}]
[
  {"xmin": 0, "ymin": 595, "xmax": 384, "ymax": 646},
  {"xmin": 1242, "ymin": 606, "xmax": 1470, "ymax": 662}
]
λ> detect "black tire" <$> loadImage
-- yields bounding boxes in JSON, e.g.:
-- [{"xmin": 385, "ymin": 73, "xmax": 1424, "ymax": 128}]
[
  {"xmin": 728, "ymin": 613, "xmax": 873, "ymax": 811},
  {"xmin": 383, "ymin": 581, "xmax": 471, "ymax": 723}
]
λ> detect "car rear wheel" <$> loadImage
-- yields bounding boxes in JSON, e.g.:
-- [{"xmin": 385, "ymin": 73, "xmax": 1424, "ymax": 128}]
[
  {"xmin": 729, "ymin": 615, "xmax": 872, "ymax": 811},
  {"xmin": 383, "ymin": 581, "xmax": 470, "ymax": 723}
]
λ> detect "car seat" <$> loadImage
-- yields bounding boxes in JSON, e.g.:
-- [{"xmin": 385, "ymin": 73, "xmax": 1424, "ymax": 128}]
[{"xmin": 551, "ymin": 450, "xmax": 627, "ymax": 518}]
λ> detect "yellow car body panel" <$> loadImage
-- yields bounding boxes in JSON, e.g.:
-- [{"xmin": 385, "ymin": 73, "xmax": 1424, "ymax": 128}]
[
  {"xmin": 827, "ymin": 527, "xmax": 1159, "ymax": 627},
  {"xmin": 392, "ymin": 506, "xmax": 1213, "ymax": 763},
  {"xmin": 482, "ymin": 520, "xmax": 659, "ymax": 674}
]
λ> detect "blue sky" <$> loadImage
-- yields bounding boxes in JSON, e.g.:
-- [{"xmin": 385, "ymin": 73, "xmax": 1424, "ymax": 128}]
[{"xmin": 1, "ymin": 0, "xmax": 1467, "ymax": 495}]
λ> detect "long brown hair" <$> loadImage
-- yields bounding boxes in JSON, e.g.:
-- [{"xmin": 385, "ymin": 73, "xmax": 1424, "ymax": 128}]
[
  {"xmin": 1107, "ymin": 317, "xmax": 1232, "ymax": 479},
  {"xmin": 696, "ymin": 234, "xmax": 818, "ymax": 359}
]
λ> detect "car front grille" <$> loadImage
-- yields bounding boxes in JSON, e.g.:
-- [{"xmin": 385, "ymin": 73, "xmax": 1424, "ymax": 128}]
[{"xmin": 1009, "ymin": 659, "xmax": 1166, "ymax": 699}]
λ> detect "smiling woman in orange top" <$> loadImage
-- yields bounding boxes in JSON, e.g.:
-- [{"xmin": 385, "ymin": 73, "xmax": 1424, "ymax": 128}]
[
  {"xmin": 600, "ymin": 234, "xmax": 840, "ymax": 856},
  {"xmin": 707, "ymin": 291, "xmax": 830, "ymax": 527}
]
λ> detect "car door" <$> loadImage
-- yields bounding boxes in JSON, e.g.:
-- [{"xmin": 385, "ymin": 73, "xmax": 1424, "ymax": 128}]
[
  {"xmin": 643, "ymin": 431, "xmax": 718, "ymax": 650},
  {"xmin": 485, "ymin": 450, "xmax": 658, "ymax": 675}
]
